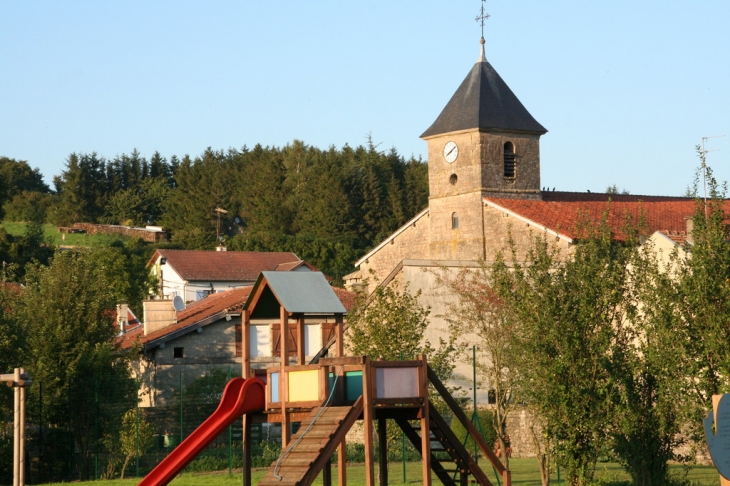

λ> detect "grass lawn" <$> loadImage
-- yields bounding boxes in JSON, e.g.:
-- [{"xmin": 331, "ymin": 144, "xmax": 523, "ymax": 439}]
[
  {"xmin": 1, "ymin": 222, "xmax": 137, "ymax": 247},
  {"xmin": 38, "ymin": 459, "xmax": 722, "ymax": 486}
]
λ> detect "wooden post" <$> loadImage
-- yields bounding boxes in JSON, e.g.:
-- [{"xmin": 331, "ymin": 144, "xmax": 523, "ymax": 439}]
[
  {"xmin": 338, "ymin": 439, "xmax": 347, "ymax": 486},
  {"xmin": 502, "ymin": 468, "xmax": 512, "ymax": 486},
  {"xmin": 19, "ymin": 370, "xmax": 25, "ymax": 486},
  {"xmin": 13, "ymin": 368, "xmax": 20, "ymax": 486},
  {"xmin": 280, "ymin": 306, "xmax": 290, "ymax": 447},
  {"xmin": 296, "ymin": 316, "xmax": 305, "ymax": 365},
  {"xmin": 2, "ymin": 368, "xmax": 29, "ymax": 486},
  {"xmin": 335, "ymin": 314, "xmax": 344, "ymax": 357},
  {"xmin": 419, "ymin": 356, "xmax": 431, "ymax": 486},
  {"xmin": 378, "ymin": 418, "xmax": 388, "ymax": 486},
  {"xmin": 363, "ymin": 358, "xmax": 375, "ymax": 486},
  {"xmin": 323, "ymin": 459, "xmax": 332, "ymax": 486},
  {"xmin": 242, "ymin": 309, "xmax": 251, "ymax": 379},
  {"xmin": 242, "ymin": 414, "xmax": 252, "ymax": 486}
]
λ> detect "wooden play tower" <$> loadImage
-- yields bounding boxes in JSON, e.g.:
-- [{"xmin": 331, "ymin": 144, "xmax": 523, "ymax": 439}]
[
  {"xmin": 241, "ymin": 272, "xmax": 509, "ymax": 486},
  {"xmin": 140, "ymin": 271, "xmax": 510, "ymax": 486}
]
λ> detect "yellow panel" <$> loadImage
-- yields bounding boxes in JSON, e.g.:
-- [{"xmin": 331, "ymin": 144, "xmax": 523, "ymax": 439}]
[{"xmin": 288, "ymin": 370, "xmax": 320, "ymax": 402}]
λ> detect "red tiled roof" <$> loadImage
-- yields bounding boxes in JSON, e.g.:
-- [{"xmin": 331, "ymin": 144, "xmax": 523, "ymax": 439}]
[
  {"xmin": 119, "ymin": 286, "xmax": 253, "ymax": 349},
  {"xmin": 332, "ymin": 287, "xmax": 357, "ymax": 312},
  {"xmin": 119, "ymin": 285, "xmax": 355, "ymax": 350},
  {"xmin": 147, "ymin": 250, "xmax": 311, "ymax": 281},
  {"xmin": 484, "ymin": 192, "xmax": 724, "ymax": 241}
]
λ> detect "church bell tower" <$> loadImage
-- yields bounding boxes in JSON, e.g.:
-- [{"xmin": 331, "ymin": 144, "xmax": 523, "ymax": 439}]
[{"xmin": 421, "ymin": 35, "xmax": 547, "ymax": 260}]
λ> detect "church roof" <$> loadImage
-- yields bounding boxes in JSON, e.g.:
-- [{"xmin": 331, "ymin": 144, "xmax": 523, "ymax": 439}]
[
  {"xmin": 483, "ymin": 192, "xmax": 710, "ymax": 242},
  {"xmin": 421, "ymin": 46, "xmax": 547, "ymax": 138}
]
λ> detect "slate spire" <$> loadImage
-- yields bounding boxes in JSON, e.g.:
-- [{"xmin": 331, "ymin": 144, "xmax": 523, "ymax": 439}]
[{"xmin": 421, "ymin": 38, "xmax": 547, "ymax": 138}]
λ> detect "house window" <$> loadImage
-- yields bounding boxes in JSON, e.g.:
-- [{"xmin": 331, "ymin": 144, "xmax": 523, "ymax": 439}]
[
  {"xmin": 452, "ymin": 212, "xmax": 459, "ymax": 229},
  {"xmin": 173, "ymin": 347, "xmax": 184, "ymax": 358},
  {"xmin": 504, "ymin": 142, "xmax": 516, "ymax": 178},
  {"xmin": 449, "ymin": 174, "xmax": 458, "ymax": 185},
  {"xmin": 195, "ymin": 290, "xmax": 211, "ymax": 300}
]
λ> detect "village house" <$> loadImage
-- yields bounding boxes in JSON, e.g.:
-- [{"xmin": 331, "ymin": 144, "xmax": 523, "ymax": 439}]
[
  {"xmin": 119, "ymin": 274, "xmax": 355, "ymax": 408},
  {"xmin": 147, "ymin": 249, "xmax": 317, "ymax": 303}
]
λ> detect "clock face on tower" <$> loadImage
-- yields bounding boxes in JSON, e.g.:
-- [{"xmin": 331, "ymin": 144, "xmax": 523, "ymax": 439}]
[{"xmin": 443, "ymin": 141, "xmax": 458, "ymax": 163}]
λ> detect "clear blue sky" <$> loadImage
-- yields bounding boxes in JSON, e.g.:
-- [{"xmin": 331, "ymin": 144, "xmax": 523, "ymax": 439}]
[{"xmin": 2, "ymin": 1, "xmax": 729, "ymax": 197}]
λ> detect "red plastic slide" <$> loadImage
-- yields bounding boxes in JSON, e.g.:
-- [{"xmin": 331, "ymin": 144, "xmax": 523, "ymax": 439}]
[{"xmin": 139, "ymin": 377, "xmax": 266, "ymax": 486}]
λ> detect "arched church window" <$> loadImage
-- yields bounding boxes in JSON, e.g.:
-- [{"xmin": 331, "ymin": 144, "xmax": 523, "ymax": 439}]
[
  {"xmin": 504, "ymin": 142, "xmax": 516, "ymax": 178},
  {"xmin": 452, "ymin": 212, "xmax": 459, "ymax": 229}
]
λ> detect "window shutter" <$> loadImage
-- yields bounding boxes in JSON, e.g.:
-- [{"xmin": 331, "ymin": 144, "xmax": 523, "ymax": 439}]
[
  {"xmin": 272, "ymin": 323, "xmax": 298, "ymax": 357},
  {"xmin": 235, "ymin": 323, "xmax": 242, "ymax": 357}
]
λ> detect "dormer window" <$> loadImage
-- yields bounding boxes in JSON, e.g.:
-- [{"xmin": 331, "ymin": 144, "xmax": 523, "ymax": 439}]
[{"xmin": 504, "ymin": 142, "xmax": 516, "ymax": 178}]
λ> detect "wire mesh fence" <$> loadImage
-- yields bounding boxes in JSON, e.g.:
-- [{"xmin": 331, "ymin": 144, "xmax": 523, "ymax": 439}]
[
  {"xmin": 1, "ymin": 361, "xmax": 724, "ymax": 485},
  {"xmin": 5, "ymin": 364, "xmax": 260, "ymax": 483}
]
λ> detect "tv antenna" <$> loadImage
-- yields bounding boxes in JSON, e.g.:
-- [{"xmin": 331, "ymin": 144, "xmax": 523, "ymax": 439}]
[{"xmin": 214, "ymin": 207, "xmax": 228, "ymax": 243}]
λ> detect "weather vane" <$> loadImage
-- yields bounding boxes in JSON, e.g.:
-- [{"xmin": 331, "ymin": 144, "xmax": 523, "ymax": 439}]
[{"xmin": 475, "ymin": 0, "xmax": 490, "ymax": 38}]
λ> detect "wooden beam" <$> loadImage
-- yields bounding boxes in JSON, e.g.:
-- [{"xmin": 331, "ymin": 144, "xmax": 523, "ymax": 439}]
[
  {"xmin": 335, "ymin": 314, "xmax": 344, "ymax": 357},
  {"xmin": 378, "ymin": 418, "xmax": 388, "ymax": 486},
  {"xmin": 419, "ymin": 356, "xmax": 431, "ymax": 486},
  {"xmin": 280, "ymin": 306, "xmax": 290, "ymax": 447},
  {"xmin": 242, "ymin": 309, "xmax": 251, "ymax": 379},
  {"xmin": 363, "ymin": 358, "xmax": 375, "ymax": 486},
  {"xmin": 297, "ymin": 316, "xmax": 305, "ymax": 365},
  {"xmin": 338, "ymin": 439, "xmax": 347, "ymax": 486},
  {"xmin": 243, "ymin": 414, "xmax": 252, "ymax": 486},
  {"xmin": 323, "ymin": 458, "xmax": 332, "ymax": 486}
]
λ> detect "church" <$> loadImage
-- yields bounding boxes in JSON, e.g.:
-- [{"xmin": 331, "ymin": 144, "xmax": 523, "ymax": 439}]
[{"xmin": 344, "ymin": 34, "xmax": 700, "ymax": 407}]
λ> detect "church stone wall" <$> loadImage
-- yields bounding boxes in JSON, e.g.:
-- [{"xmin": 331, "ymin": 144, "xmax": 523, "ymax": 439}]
[
  {"xmin": 357, "ymin": 213, "xmax": 430, "ymax": 288},
  {"xmin": 429, "ymin": 192, "xmax": 487, "ymax": 261},
  {"xmin": 482, "ymin": 204, "xmax": 574, "ymax": 262},
  {"xmin": 480, "ymin": 132, "xmax": 541, "ymax": 198},
  {"xmin": 427, "ymin": 130, "xmax": 485, "ymax": 199}
]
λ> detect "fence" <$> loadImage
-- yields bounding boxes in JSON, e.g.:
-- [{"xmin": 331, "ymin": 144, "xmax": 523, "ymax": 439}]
[
  {"xmin": 0, "ymin": 361, "xmax": 724, "ymax": 485},
  {"xmin": 1, "ymin": 365, "xmax": 258, "ymax": 484}
]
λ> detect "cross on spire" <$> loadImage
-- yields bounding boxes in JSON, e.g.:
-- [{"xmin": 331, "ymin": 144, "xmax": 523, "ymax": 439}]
[{"xmin": 475, "ymin": 0, "xmax": 490, "ymax": 39}]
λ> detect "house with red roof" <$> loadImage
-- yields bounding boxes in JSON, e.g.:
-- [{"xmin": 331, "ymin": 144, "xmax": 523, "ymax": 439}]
[
  {"xmin": 343, "ymin": 36, "xmax": 711, "ymax": 411},
  {"xmin": 147, "ymin": 249, "xmax": 317, "ymax": 303},
  {"xmin": 119, "ymin": 275, "xmax": 355, "ymax": 407}
]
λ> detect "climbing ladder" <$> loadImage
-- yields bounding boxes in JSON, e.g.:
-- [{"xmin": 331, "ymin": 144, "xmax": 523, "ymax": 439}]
[
  {"xmin": 258, "ymin": 397, "xmax": 364, "ymax": 486},
  {"xmin": 396, "ymin": 401, "xmax": 492, "ymax": 486}
]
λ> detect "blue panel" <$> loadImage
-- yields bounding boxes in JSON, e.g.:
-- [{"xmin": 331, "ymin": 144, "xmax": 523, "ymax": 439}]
[
  {"xmin": 345, "ymin": 371, "xmax": 363, "ymax": 401},
  {"xmin": 271, "ymin": 372, "xmax": 279, "ymax": 402}
]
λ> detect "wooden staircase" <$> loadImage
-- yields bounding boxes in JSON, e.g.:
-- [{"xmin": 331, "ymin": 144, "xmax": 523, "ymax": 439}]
[
  {"xmin": 396, "ymin": 401, "xmax": 494, "ymax": 486},
  {"xmin": 258, "ymin": 397, "xmax": 363, "ymax": 486}
]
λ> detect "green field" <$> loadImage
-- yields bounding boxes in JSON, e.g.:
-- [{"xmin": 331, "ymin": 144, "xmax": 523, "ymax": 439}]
[
  {"xmin": 1, "ymin": 222, "xmax": 139, "ymax": 247},
  {"xmin": 38, "ymin": 459, "xmax": 721, "ymax": 486}
]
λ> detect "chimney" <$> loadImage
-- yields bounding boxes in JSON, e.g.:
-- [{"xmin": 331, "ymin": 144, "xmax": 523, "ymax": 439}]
[
  {"xmin": 116, "ymin": 303, "xmax": 129, "ymax": 334},
  {"xmin": 143, "ymin": 300, "xmax": 177, "ymax": 336}
]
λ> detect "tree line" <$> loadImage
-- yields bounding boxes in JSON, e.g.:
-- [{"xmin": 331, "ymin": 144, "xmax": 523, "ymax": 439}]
[{"xmin": 0, "ymin": 139, "xmax": 428, "ymax": 281}]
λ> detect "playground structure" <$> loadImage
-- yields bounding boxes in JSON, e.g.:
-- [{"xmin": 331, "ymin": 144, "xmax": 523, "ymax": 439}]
[{"xmin": 139, "ymin": 272, "xmax": 509, "ymax": 486}]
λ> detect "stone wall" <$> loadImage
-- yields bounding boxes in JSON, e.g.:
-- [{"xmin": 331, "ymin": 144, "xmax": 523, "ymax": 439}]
[{"xmin": 357, "ymin": 210, "xmax": 430, "ymax": 289}]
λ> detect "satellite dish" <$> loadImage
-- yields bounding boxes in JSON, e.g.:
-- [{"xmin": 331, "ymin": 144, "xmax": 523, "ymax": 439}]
[{"xmin": 172, "ymin": 295, "xmax": 185, "ymax": 312}]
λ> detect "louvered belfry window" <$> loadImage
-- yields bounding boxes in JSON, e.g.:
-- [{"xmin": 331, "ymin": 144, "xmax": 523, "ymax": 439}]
[{"xmin": 504, "ymin": 142, "xmax": 516, "ymax": 178}]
